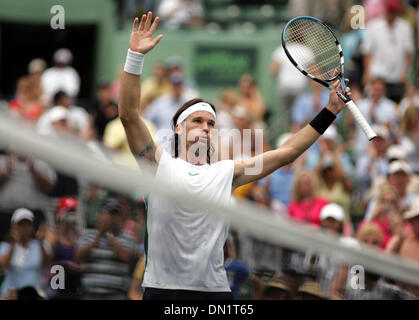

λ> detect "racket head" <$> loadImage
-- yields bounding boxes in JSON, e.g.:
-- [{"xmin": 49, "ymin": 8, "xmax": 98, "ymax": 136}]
[{"xmin": 282, "ymin": 16, "xmax": 344, "ymax": 86}]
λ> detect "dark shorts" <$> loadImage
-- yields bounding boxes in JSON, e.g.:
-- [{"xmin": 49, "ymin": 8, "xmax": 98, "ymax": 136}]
[{"xmin": 143, "ymin": 288, "xmax": 233, "ymax": 300}]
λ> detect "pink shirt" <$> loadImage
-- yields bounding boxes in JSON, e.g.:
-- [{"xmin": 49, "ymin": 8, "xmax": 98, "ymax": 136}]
[{"xmin": 288, "ymin": 197, "xmax": 329, "ymax": 226}]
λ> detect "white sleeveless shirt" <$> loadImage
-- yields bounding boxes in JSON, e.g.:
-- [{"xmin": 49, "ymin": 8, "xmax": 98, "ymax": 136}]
[{"xmin": 142, "ymin": 150, "xmax": 235, "ymax": 292}]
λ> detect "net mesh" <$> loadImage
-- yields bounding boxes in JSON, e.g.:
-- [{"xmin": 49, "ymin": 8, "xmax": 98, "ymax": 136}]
[
  {"xmin": 0, "ymin": 109, "xmax": 419, "ymax": 300},
  {"xmin": 283, "ymin": 18, "xmax": 341, "ymax": 81}
]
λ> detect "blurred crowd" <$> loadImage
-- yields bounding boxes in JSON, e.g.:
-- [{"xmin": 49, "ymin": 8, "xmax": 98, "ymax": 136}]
[{"xmin": 0, "ymin": 0, "xmax": 419, "ymax": 300}]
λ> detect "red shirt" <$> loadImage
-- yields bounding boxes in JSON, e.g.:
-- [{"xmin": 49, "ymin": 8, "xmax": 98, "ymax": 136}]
[
  {"xmin": 9, "ymin": 99, "xmax": 43, "ymax": 120},
  {"xmin": 288, "ymin": 197, "xmax": 329, "ymax": 226}
]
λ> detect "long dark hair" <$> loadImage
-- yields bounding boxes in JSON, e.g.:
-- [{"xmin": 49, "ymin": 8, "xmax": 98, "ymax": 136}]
[{"xmin": 171, "ymin": 98, "xmax": 217, "ymax": 164}]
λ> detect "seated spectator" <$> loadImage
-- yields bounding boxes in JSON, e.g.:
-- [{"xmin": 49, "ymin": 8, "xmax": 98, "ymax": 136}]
[
  {"xmin": 320, "ymin": 203, "xmax": 345, "ymax": 235},
  {"xmin": 306, "ymin": 124, "xmax": 354, "ymax": 177},
  {"xmin": 89, "ymin": 81, "xmax": 119, "ymax": 141},
  {"xmin": 356, "ymin": 125, "xmax": 390, "ymax": 196},
  {"xmin": 257, "ymin": 133, "xmax": 296, "ymax": 216},
  {"xmin": 9, "ymin": 76, "xmax": 44, "ymax": 121},
  {"xmin": 41, "ymin": 48, "xmax": 80, "ymax": 104},
  {"xmin": 224, "ymin": 236, "xmax": 264, "ymax": 300},
  {"xmin": 215, "ymin": 89, "xmax": 239, "ymax": 131},
  {"xmin": 288, "ymin": 170, "xmax": 329, "ymax": 227},
  {"xmin": 291, "ymin": 81, "xmax": 329, "ymax": 132},
  {"xmin": 27, "ymin": 58, "xmax": 47, "ymax": 103},
  {"xmin": 364, "ymin": 160, "xmax": 416, "ymax": 221},
  {"xmin": 38, "ymin": 91, "xmax": 92, "ymax": 139},
  {"xmin": 44, "ymin": 197, "xmax": 81, "ymax": 299},
  {"xmin": 75, "ymin": 198, "xmax": 134, "ymax": 299},
  {"xmin": 400, "ymin": 104, "xmax": 419, "ymax": 173},
  {"xmin": 140, "ymin": 62, "xmax": 171, "ymax": 110},
  {"xmin": 0, "ymin": 209, "xmax": 52, "ymax": 298},
  {"xmin": 353, "ymin": 78, "xmax": 398, "ymax": 155},
  {"xmin": 143, "ymin": 72, "xmax": 191, "ymax": 134},
  {"xmin": 361, "ymin": 184, "xmax": 404, "ymax": 249},
  {"xmin": 0, "ymin": 150, "xmax": 56, "ymax": 237},
  {"xmin": 316, "ymin": 150, "xmax": 353, "ymax": 236},
  {"xmin": 157, "ymin": 0, "xmax": 204, "ymax": 29},
  {"xmin": 237, "ymin": 74, "xmax": 266, "ymax": 123},
  {"xmin": 128, "ymin": 255, "xmax": 145, "ymax": 300},
  {"xmin": 330, "ymin": 222, "xmax": 418, "ymax": 300},
  {"xmin": 386, "ymin": 198, "xmax": 419, "ymax": 297},
  {"xmin": 165, "ymin": 56, "xmax": 200, "ymax": 99}
]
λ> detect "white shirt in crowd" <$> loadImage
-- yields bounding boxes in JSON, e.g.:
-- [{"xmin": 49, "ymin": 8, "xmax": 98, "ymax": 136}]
[
  {"xmin": 157, "ymin": 0, "xmax": 203, "ymax": 29},
  {"xmin": 271, "ymin": 45, "xmax": 310, "ymax": 94},
  {"xmin": 142, "ymin": 150, "xmax": 234, "ymax": 292},
  {"xmin": 41, "ymin": 66, "xmax": 80, "ymax": 99},
  {"xmin": 361, "ymin": 17, "xmax": 414, "ymax": 83},
  {"xmin": 37, "ymin": 105, "xmax": 90, "ymax": 136}
]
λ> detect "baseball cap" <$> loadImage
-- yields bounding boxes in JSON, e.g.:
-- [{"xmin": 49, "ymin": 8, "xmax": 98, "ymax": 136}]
[
  {"xmin": 53, "ymin": 48, "xmax": 73, "ymax": 64},
  {"xmin": 371, "ymin": 124, "xmax": 390, "ymax": 140},
  {"xmin": 404, "ymin": 198, "xmax": 419, "ymax": 220},
  {"xmin": 388, "ymin": 160, "xmax": 412, "ymax": 175},
  {"xmin": 58, "ymin": 197, "xmax": 78, "ymax": 211},
  {"xmin": 386, "ymin": 0, "xmax": 402, "ymax": 11},
  {"xmin": 49, "ymin": 106, "xmax": 69, "ymax": 123},
  {"xmin": 320, "ymin": 203, "xmax": 345, "ymax": 222},
  {"xmin": 386, "ymin": 144, "xmax": 407, "ymax": 161},
  {"xmin": 11, "ymin": 208, "xmax": 34, "ymax": 224}
]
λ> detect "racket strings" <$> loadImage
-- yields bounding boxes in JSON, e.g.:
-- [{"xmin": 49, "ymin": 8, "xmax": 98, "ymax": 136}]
[{"xmin": 284, "ymin": 19, "xmax": 341, "ymax": 81}]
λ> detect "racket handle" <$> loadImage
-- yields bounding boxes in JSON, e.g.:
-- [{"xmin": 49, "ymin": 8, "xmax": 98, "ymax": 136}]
[{"xmin": 345, "ymin": 100, "xmax": 377, "ymax": 141}]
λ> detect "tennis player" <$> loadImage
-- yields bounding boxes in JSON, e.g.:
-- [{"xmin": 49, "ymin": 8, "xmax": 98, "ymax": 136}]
[{"xmin": 119, "ymin": 12, "xmax": 351, "ymax": 300}]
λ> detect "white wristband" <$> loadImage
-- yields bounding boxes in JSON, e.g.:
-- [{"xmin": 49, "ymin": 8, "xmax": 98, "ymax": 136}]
[{"xmin": 124, "ymin": 49, "xmax": 144, "ymax": 75}]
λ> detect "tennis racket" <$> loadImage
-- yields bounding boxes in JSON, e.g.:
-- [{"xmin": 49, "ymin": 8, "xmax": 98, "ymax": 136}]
[{"xmin": 282, "ymin": 16, "xmax": 376, "ymax": 140}]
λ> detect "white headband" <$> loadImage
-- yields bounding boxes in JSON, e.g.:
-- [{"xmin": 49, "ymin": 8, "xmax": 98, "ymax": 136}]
[{"xmin": 176, "ymin": 102, "xmax": 216, "ymax": 126}]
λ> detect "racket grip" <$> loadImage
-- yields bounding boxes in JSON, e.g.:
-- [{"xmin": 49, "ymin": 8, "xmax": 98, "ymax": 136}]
[{"xmin": 345, "ymin": 100, "xmax": 377, "ymax": 141}]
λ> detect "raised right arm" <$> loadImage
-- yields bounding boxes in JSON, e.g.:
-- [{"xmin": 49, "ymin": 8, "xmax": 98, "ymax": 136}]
[{"xmin": 119, "ymin": 12, "xmax": 163, "ymax": 164}]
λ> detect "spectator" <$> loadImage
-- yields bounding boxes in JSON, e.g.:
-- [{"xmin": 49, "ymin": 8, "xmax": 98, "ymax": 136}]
[
  {"xmin": 44, "ymin": 197, "xmax": 81, "ymax": 299},
  {"xmin": 224, "ymin": 236, "xmax": 264, "ymax": 300},
  {"xmin": 215, "ymin": 89, "xmax": 239, "ymax": 131},
  {"xmin": 270, "ymin": 44, "xmax": 309, "ymax": 123},
  {"xmin": 353, "ymin": 78, "xmax": 398, "ymax": 155},
  {"xmin": 75, "ymin": 198, "xmax": 134, "ymax": 299},
  {"xmin": 27, "ymin": 58, "xmax": 47, "ymax": 105},
  {"xmin": 296, "ymin": 280, "xmax": 326, "ymax": 300},
  {"xmin": 399, "ymin": 81, "xmax": 419, "ymax": 116},
  {"xmin": 140, "ymin": 62, "xmax": 171, "ymax": 110},
  {"xmin": 400, "ymin": 104, "xmax": 419, "ymax": 173},
  {"xmin": 89, "ymin": 81, "xmax": 119, "ymax": 141},
  {"xmin": 143, "ymin": 72, "xmax": 191, "ymax": 139},
  {"xmin": 165, "ymin": 56, "xmax": 200, "ymax": 99},
  {"xmin": 157, "ymin": 0, "xmax": 204, "ymax": 29},
  {"xmin": 237, "ymin": 74, "xmax": 266, "ymax": 124},
  {"xmin": 41, "ymin": 48, "xmax": 81, "ymax": 103},
  {"xmin": 257, "ymin": 133, "xmax": 297, "ymax": 216},
  {"xmin": 37, "ymin": 91, "xmax": 92, "ymax": 139},
  {"xmin": 364, "ymin": 160, "xmax": 416, "ymax": 221},
  {"xmin": 128, "ymin": 255, "xmax": 145, "ymax": 300},
  {"xmin": 288, "ymin": 170, "xmax": 329, "ymax": 227},
  {"xmin": 0, "ymin": 150, "xmax": 56, "ymax": 238},
  {"xmin": 9, "ymin": 76, "xmax": 44, "ymax": 121},
  {"xmin": 386, "ymin": 197, "xmax": 419, "ymax": 297},
  {"xmin": 291, "ymin": 81, "xmax": 329, "ymax": 132},
  {"xmin": 261, "ymin": 276, "xmax": 289, "ymax": 300},
  {"xmin": 362, "ymin": 0, "xmax": 415, "ymax": 103},
  {"xmin": 330, "ymin": 222, "xmax": 417, "ymax": 299},
  {"xmin": 362, "ymin": 184, "xmax": 404, "ymax": 248},
  {"xmin": 320, "ymin": 203, "xmax": 345, "ymax": 234},
  {"xmin": 0, "ymin": 209, "xmax": 52, "ymax": 298}
]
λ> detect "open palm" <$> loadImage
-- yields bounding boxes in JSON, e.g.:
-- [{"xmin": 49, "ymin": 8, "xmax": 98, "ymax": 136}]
[{"xmin": 130, "ymin": 12, "xmax": 163, "ymax": 54}]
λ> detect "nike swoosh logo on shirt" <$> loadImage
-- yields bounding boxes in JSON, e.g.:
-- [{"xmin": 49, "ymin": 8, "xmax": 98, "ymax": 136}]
[{"xmin": 188, "ymin": 172, "xmax": 199, "ymax": 176}]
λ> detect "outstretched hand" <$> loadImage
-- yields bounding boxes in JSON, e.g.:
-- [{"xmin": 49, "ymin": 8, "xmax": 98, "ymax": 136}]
[{"xmin": 130, "ymin": 12, "xmax": 163, "ymax": 54}]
